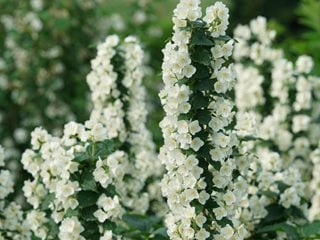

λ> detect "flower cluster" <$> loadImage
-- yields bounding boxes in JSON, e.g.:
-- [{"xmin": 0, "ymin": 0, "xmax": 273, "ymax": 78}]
[
  {"xmin": 0, "ymin": 0, "xmax": 108, "ymax": 201},
  {"xmin": 22, "ymin": 35, "xmax": 162, "ymax": 239},
  {"xmin": 0, "ymin": 145, "xmax": 30, "ymax": 239},
  {"xmin": 160, "ymin": 1, "xmax": 250, "ymax": 239},
  {"xmin": 234, "ymin": 16, "xmax": 320, "ymax": 236}
]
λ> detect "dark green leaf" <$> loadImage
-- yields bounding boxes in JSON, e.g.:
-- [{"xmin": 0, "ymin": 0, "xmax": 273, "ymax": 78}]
[
  {"xmin": 240, "ymin": 135, "xmax": 262, "ymax": 142},
  {"xmin": 191, "ymin": 92, "xmax": 209, "ymax": 109},
  {"xmin": 82, "ymin": 221, "xmax": 100, "ymax": 238},
  {"xmin": 44, "ymin": 218, "xmax": 59, "ymax": 237},
  {"xmin": 40, "ymin": 193, "xmax": 55, "ymax": 211},
  {"xmin": 77, "ymin": 190, "xmax": 99, "ymax": 208},
  {"xmin": 213, "ymin": 35, "xmax": 232, "ymax": 42},
  {"xmin": 193, "ymin": 201, "xmax": 204, "ymax": 215},
  {"xmin": 194, "ymin": 77, "xmax": 214, "ymax": 91},
  {"xmin": 73, "ymin": 152, "xmax": 90, "ymax": 163},
  {"xmin": 103, "ymin": 220, "xmax": 117, "ymax": 231},
  {"xmin": 256, "ymin": 223, "xmax": 299, "ymax": 240},
  {"xmin": 286, "ymin": 206, "xmax": 307, "ymax": 220},
  {"xmin": 123, "ymin": 214, "xmax": 161, "ymax": 232},
  {"xmin": 275, "ymin": 181, "xmax": 290, "ymax": 192},
  {"xmin": 31, "ymin": 234, "xmax": 42, "ymax": 240},
  {"xmin": 192, "ymin": 63, "xmax": 211, "ymax": 80},
  {"xmin": 65, "ymin": 208, "xmax": 79, "ymax": 218},
  {"xmin": 191, "ymin": 29, "xmax": 214, "ymax": 46},
  {"xmin": 80, "ymin": 168, "xmax": 97, "ymax": 191},
  {"xmin": 194, "ymin": 109, "xmax": 211, "ymax": 125},
  {"xmin": 191, "ymin": 48, "xmax": 211, "ymax": 66},
  {"xmin": 189, "ymin": 20, "xmax": 206, "ymax": 28},
  {"xmin": 153, "ymin": 227, "xmax": 169, "ymax": 238},
  {"xmin": 178, "ymin": 113, "xmax": 192, "ymax": 121},
  {"xmin": 259, "ymin": 204, "xmax": 285, "ymax": 225},
  {"xmin": 258, "ymin": 190, "xmax": 278, "ymax": 200},
  {"xmin": 217, "ymin": 217, "xmax": 233, "ymax": 228},
  {"xmin": 204, "ymin": 199, "xmax": 219, "ymax": 211},
  {"xmin": 104, "ymin": 184, "xmax": 118, "ymax": 197},
  {"xmin": 299, "ymin": 220, "xmax": 320, "ymax": 237},
  {"xmin": 81, "ymin": 206, "xmax": 97, "ymax": 222}
]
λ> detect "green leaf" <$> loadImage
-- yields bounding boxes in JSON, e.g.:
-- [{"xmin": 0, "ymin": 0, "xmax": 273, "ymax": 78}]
[
  {"xmin": 190, "ymin": 48, "xmax": 211, "ymax": 66},
  {"xmin": 45, "ymin": 218, "xmax": 59, "ymax": 237},
  {"xmin": 204, "ymin": 198, "xmax": 219, "ymax": 211},
  {"xmin": 240, "ymin": 135, "xmax": 262, "ymax": 142},
  {"xmin": 193, "ymin": 201, "xmax": 204, "ymax": 215},
  {"xmin": 152, "ymin": 227, "xmax": 169, "ymax": 238},
  {"xmin": 258, "ymin": 190, "xmax": 278, "ymax": 200},
  {"xmin": 31, "ymin": 234, "xmax": 42, "ymax": 240},
  {"xmin": 194, "ymin": 77, "xmax": 214, "ymax": 91},
  {"xmin": 73, "ymin": 152, "xmax": 90, "ymax": 163},
  {"xmin": 80, "ymin": 168, "xmax": 97, "ymax": 191},
  {"xmin": 192, "ymin": 64, "xmax": 211, "ymax": 80},
  {"xmin": 194, "ymin": 130, "xmax": 209, "ymax": 142},
  {"xmin": 275, "ymin": 181, "xmax": 290, "ymax": 192},
  {"xmin": 191, "ymin": 92, "xmax": 209, "ymax": 109},
  {"xmin": 178, "ymin": 77, "xmax": 190, "ymax": 86},
  {"xmin": 82, "ymin": 221, "xmax": 100, "ymax": 239},
  {"xmin": 77, "ymin": 190, "xmax": 99, "ymax": 208},
  {"xmin": 217, "ymin": 217, "xmax": 233, "ymax": 228},
  {"xmin": 81, "ymin": 206, "xmax": 98, "ymax": 222},
  {"xmin": 123, "ymin": 214, "xmax": 161, "ymax": 232},
  {"xmin": 178, "ymin": 113, "xmax": 192, "ymax": 121},
  {"xmin": 197, "ymin": 144, "xmax": 221, "ymax": 171},
  {"xmin": 65, "ymin": 208, "xmax": 79, "ymax": 218},
  {"xmin": 191, "ymin": 29, "xmax": 214, "ymax": 46},
  {"xmin": 189, "ymin": 20, "xmax": 206, "ymax": 28},
  {"xmin": 256, "ymin": 223, "xmax": 299, "ymax": 240},
  {"xmin": 286, "ymin": 206, "xmax": 307, "ymax": 220},
  {"xmin": 259, "ymin": 204, "xmax": 285, "ymax": 225},
  {"xmin": 104, "ymin": 184, "xmax": 118, "ymax": 197},
  {"xmin": 103, "ymin": 220, "xmax": 117, "ymax": 231},
  {"xmin": 299, "ymin": 220, "xmax": 320, "ymax": 237},
  {"xmin": 213, "ymin": 35, "xmax": 232, "ymax": 42},
  {"xmin": 194, "ymin": 109, "xmax": 211, "ymax": 125},
  {"xmin": 86, "ymin": 139, "xmax": 118, "ymax": 160},
  {"xmin": 197, "ymin": 144, "xmax": 211, "ymax": 160},
  {"xmin": 40, "ymin": 193, "xmax": 55, "ymax": 211}
]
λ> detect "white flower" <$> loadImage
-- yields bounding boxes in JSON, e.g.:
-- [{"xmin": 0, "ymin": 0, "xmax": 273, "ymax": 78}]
[
  {"xmin": 183, "ymin": 64, "xmax": 197, "ymax": 78},
  {"xmin": 213, "ymin": 206, "xmax": 227, "ymax": 220},
  {"xmin": 223, "ymin": 191, "xmax": 236, "ymax": 206},
  {"xmin": 195, "ymin": 213, "xmax": 207, "ymax": 227},
  {"xmin": 58, "ymin": 217, "xmax": 84, "ymax": 240},
  {"xmin": 100, "ymin": 230, "xmax": 113, "ymax": 240},
  {"xmin": 195, "ymin": 228, "xmax": 210, "ymax": 240},
  {"xmin": 190, "ymin": 137, "xmax": 204, "ymax": 151},
  {"xmin": 217, "ymin": 66, "xmax": 234, "ymax": 83},
  {"xmin": 189, "ymin": 120, "xmax": 201, "ymax": 135},
  {"xmin": 220, "ymin": 224, "xmax": 234, "ymax": 239},
  {"xmin": 296, "ymin": 55, "xmax": 313, "ymax": 74}
]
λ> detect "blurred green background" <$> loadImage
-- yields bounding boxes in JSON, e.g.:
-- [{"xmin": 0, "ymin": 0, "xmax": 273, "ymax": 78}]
[{"xmin": 0, "ymin": 0, "xmax": 319, "ymax": 201}]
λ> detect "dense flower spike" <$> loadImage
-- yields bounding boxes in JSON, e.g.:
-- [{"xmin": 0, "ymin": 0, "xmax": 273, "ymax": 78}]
[
  {"xmin": 0, "ymin": 145, "xmax": 30, "ymax": 239},
  {"xmin": 160, "ymin": 1, "xmax": 250, "ymax": 239},
  {"xmin": 22, "ymin": 35, "xmax": 162, "ymax": 239},
  {"xmin": 234, "ymin": 16, "xmax": 320, "ymax": 237}
]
